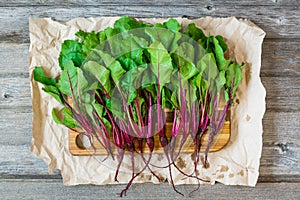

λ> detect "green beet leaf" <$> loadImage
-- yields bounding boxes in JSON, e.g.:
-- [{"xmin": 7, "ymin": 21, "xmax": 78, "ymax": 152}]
[
  {"xmin": 145, "ymin": 26, "xmax": 181, "ymax": 53},
  {"xmin": 174, "ymin": 42, "xmax": 199, "ymax": 80},
  {"xmin": 114, "ymin": 16, "xmax": 149, "ymax": 32},
  {"xmin": 163, "ymin": 18, "xmax": 181, "ymax": 32},
  {"xmin": 75, "ymin": 31, "xmax": 100, "ymax": 57},
  {"xmin": 92, "ymin": 49, "xmax": 126, "ymax": 83},
  {"xmin": 184, "ymin": 23, "xmax": 206, "ymax": 42},
  {"xmin": 33, "ymin": 67, "xmax": 64, "ymax": 104},
  {"xmin": 42, "ymin": 85, "xmax": 64, "ymax": 104},
  {"xmin": 147, "ymin": 42, "xmax": 174, "ymax": 89},
  {"xmin": 52, "ymin": 107, "xmax": 77, "ymax": 129},
  {"xmin": 58, "ymin": 40, "xmax": 84, "ymax": 69},
  {"xmin": 212, "ymin": 37, "xmax": 231, "ymax": 71},
  {"xmin": 162, "ymin": 87, "xmax": 174, "ymax": 110},
  {"xmin": 33, "ymin": 67, "xmax": 56, "ymax": 86},
  {"xmin": 226, "ymin": 62, "xmax": 243, "ymax": 94},
  {"xmin": 57, "ymin": 60, "xmax": 89, "ymax": 97},
  {"xmin": 119, "ymin": 66, "xmax": 146, "ymax": 104},
  {"xmin": 215, "ymin": 70, "xmax": 226, "ymax": 96},
  {"xmin": 198, "ymin": 53, "xmax": 218, "ymax": 84},
  {"xmin": 215, "ymin": 35, "xmax": 228, "ymax": 52},
  {"xmin": 83, "ymin": 60, "xmax": 112, "ymax": 95},
  {"xmin": 110, "ymin": 34, "xmax": 148, "ymax": 59}
]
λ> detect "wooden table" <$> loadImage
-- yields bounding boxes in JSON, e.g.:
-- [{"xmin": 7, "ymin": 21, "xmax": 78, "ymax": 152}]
[{"xmin": 0, "ymin": 1, "xmax": 299, "ymax": 199}]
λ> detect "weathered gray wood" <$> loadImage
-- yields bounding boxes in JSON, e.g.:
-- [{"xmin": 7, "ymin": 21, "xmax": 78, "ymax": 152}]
[
  {"xmin": 0, "ymin": 0, "xmax": 299, "ymax": 195},
  {"xmin": 0, "ymin": 180, "xmax": 299, "ymax": 199},
  {"xmin": 0, "ymin": 107, "xmax": 32, "ymax": 145},
  {"xmin": 0, "ymin": 0, "xmax": 299, "ymax": 6},
  {"xmin": 0, "ymin": 144, "xmax": 61, "ymax": 178},
  {"xmin": 0, "ymin": 5, "xmax": 299, "ymax": 43},
  {"xmin": 260, "ymin": 144, "xmax": 299, "ymax": 177},
  {"xmin": 262, "ymin": 111, "xmax": 300, "ymax": 144},
  {"xmin": 0, "ymin": 43, "xmax": 29, "ymax": 74},
  {"xmin": 261, "ymin": 39, "xmax": 300, "ymax": 77},
  {"xmin": 0, "ymin": 78, "xmax": 31, "ymax": 108},
  {"xmin": 262, "ymin": 77, "xmax": 300, "ymax": 111}
]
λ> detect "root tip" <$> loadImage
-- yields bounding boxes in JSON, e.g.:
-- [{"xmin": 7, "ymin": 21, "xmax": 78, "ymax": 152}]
[
  {"xmin": 204, "ymin": 159, "xmax": 210, "ymax": 169},
  {"xmin": 120, "ymin": 189, "xmax": 127, "ymax": 197}
]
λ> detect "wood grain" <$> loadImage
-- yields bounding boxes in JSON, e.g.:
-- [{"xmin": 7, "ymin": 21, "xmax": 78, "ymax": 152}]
[
  {"xmin": 261, "ymin": 39, "xmax": 300, "ymax": 77},
  {"xmin": 1, "ymin": 0, "xmax": 299, "ymax": 6},
  {"xmin": 0, "ymin": 107, "xmax": 32, "ymax": 145},
  {"xmin": 0, "ymin": 144, "xmax": 61, "ymax": 178},
  {"xmin": 0, "ymin": 43, "xmax": 29, "ymax": 74},
  {"xmin": 0, "ymin": 5, "xmax": 299, "ymax": 43},
  {"xmin": 262, "ymin": 76, "xmax": 300, "ymax": 112},
  {"xmin": 0, "ymin": 180, "xmax": 299, "ymax": 199}
]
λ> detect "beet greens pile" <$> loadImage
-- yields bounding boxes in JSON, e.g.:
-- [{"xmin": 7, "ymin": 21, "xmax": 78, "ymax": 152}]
[{"xmin": 33, "ymin": 16, "xmax": 243, "ymax": 196}]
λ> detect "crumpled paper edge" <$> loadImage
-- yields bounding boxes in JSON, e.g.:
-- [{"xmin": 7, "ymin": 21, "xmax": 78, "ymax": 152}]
[{"xmin": 29, "ymin": 16, "xmax": 266, "ymax": 187}]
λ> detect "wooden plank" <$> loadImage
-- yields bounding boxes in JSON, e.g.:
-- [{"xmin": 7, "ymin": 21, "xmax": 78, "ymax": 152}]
[
  {"xmin": 261, "ymin": 39, "xmax": 300, "ymax": 77},
  {"xmin": 0, "ymin": 5, "xmax": 299, "ymax": 43},
  {"xmin": 262, "ymin": 111, "xmax": 300, "ymax": 143},
  {"xmin": 260, "ymin": 144, "xmax": 300, "ymax": 176},
  {"xmin": 0, "ymin": 107, "xmax": 32, "ymax": 145},
  {"xmin": 261, "ymin": 76, "xmax": 300, "ymax": 112},
  {"xmin": 0, "ymin": 77, "xmax": 31, "ymax": 108},
  {"xmin": 0, "ymin": 180, "xmax": 299, "ymax": 199},
  {"xmin": 0, "ymin": 144, "xmax": 61, "ymax": 178},
  {"xmin": 0, "ymin": 0, "xmax": 299, "ymax": 6},
  {"xmin": 0, "ymin": 43, "xmax": 29, "ymax": 74}
]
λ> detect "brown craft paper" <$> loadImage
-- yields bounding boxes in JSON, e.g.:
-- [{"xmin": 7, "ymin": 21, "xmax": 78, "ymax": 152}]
[{"xmin": 29, "ymin": 17, "xmax": 266, "ymax": 186}]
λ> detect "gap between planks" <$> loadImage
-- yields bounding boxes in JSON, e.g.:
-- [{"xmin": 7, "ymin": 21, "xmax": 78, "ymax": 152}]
[{"xmin": 0, "ymin": 0, "xmax": 299, "ymax": 6}]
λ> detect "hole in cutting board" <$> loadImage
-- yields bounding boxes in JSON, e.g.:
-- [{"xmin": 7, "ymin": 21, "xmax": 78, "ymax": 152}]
[{"xmin": 76, "ymin": 133, "xmax": 93, "ymax": 149}]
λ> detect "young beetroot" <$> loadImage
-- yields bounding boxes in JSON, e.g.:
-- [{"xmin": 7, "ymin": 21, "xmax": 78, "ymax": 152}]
[{"xmin": 33, "ymin": 16, "xmax": 244, "ymax": 197}]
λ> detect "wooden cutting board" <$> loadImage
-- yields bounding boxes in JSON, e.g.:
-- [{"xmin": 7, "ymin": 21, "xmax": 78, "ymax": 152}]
[{"xmin": 68, "ymin": 115, "xmax": 231, "ymax": 156}]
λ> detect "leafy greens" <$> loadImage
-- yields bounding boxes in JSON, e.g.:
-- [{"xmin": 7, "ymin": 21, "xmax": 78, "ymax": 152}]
[{"xmin": 33, "ymin": 16, "xmax": 244, "ymax": 197}]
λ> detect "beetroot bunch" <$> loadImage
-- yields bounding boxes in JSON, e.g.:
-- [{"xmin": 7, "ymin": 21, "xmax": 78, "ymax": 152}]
[{"xmin": 34, "ymin": 16, "xmax": 243, "ymax": 196}]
